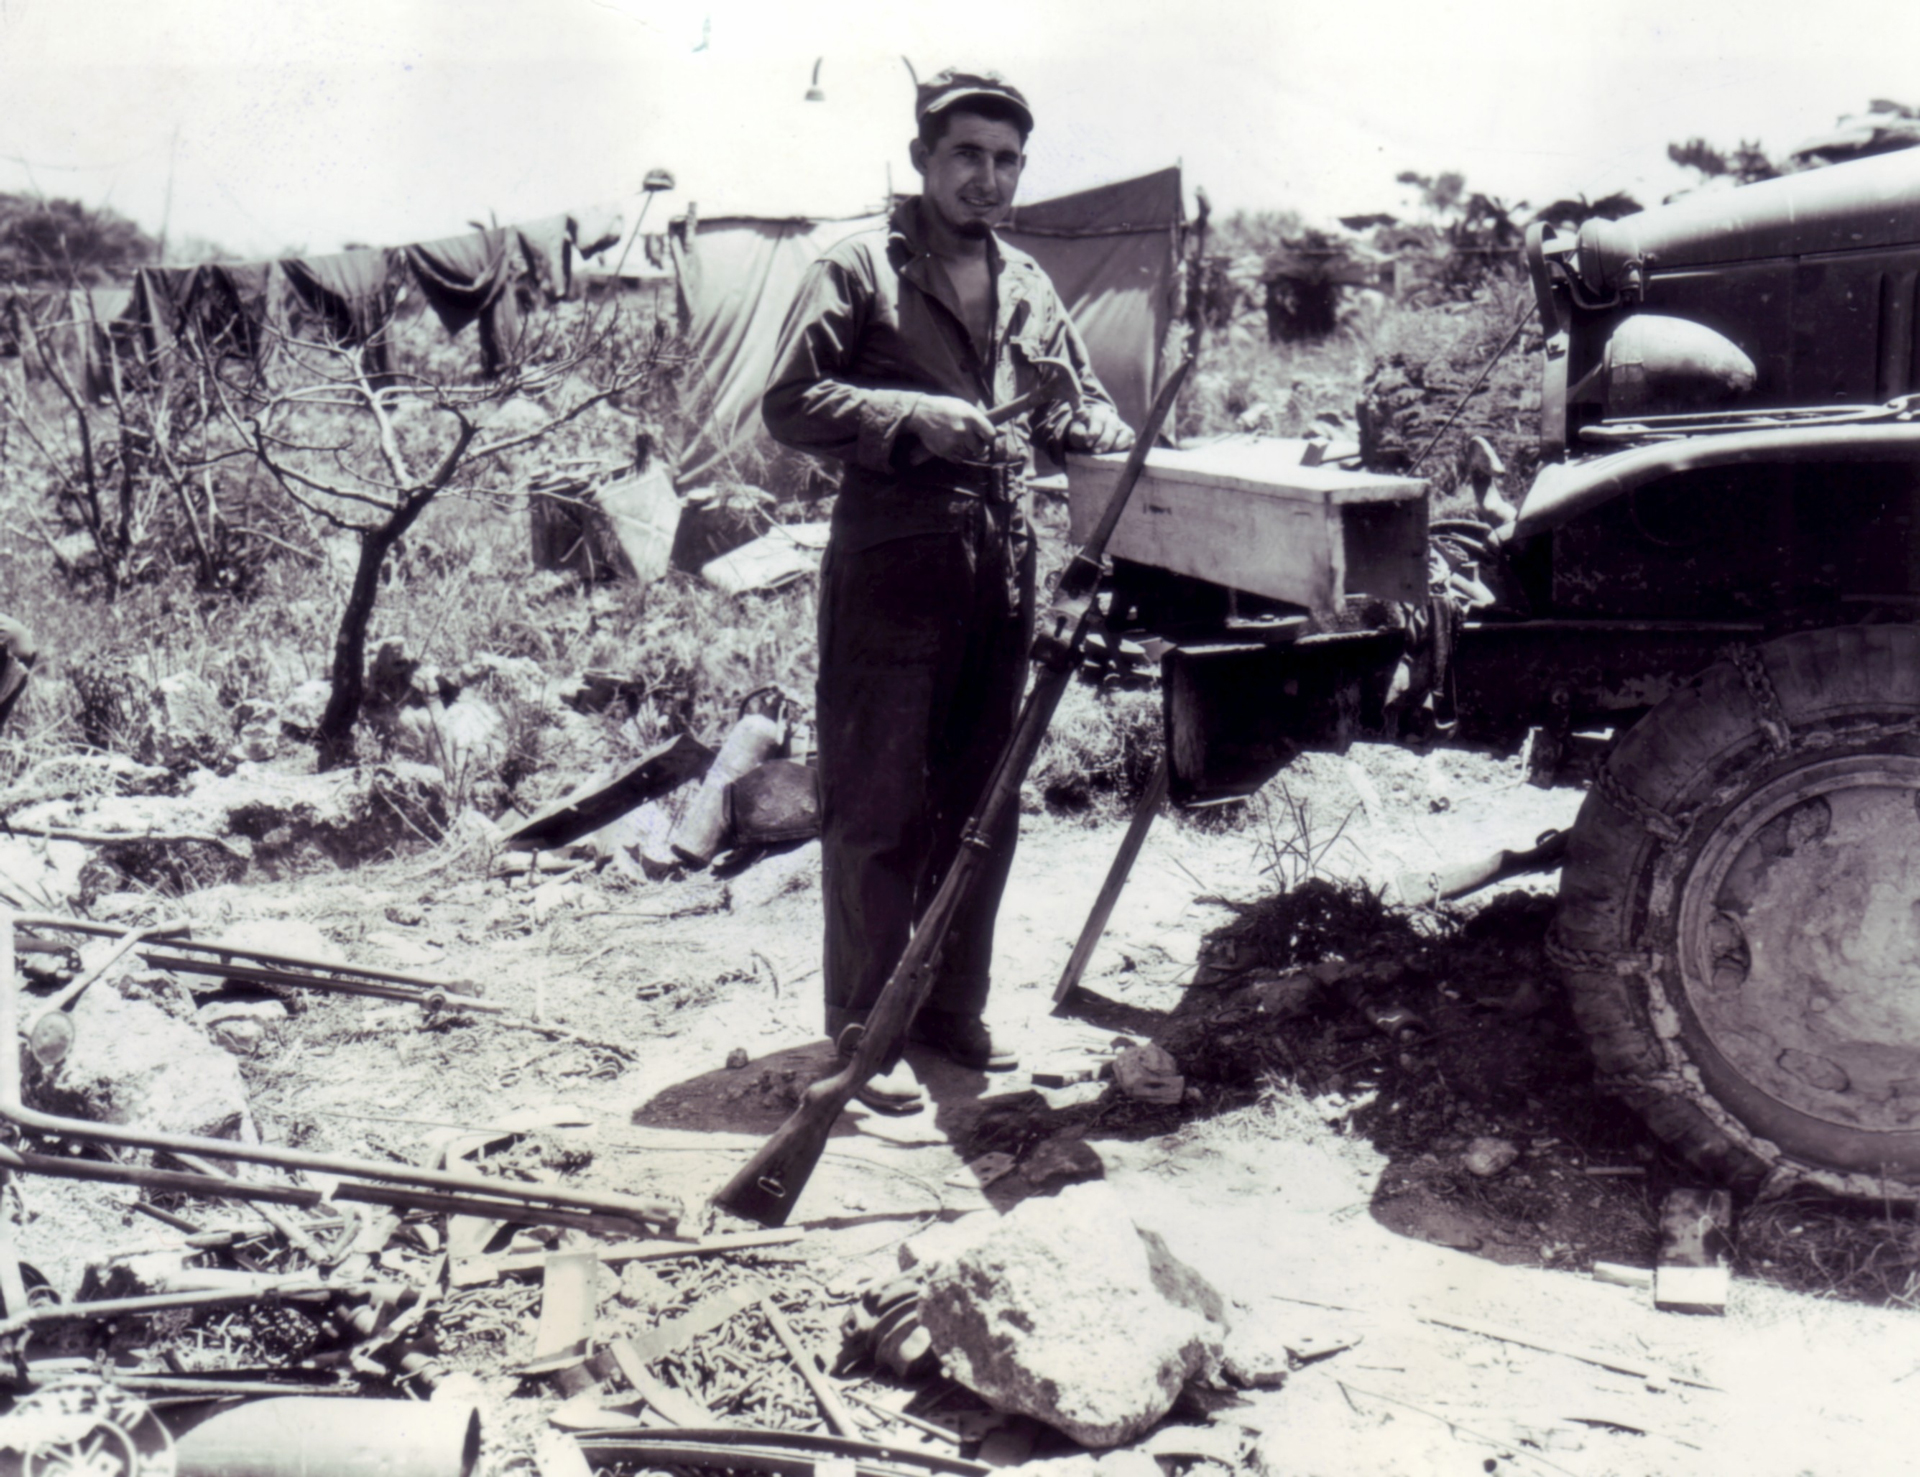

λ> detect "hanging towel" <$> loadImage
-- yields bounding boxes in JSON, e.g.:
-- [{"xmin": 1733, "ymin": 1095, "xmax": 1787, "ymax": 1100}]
[
  {"xmin": 126, "ymin": 265, "xmax": 200, "ymax": 361},
  {"xmin": 515, "ymin": 214, "xmax": 573, "ymax": 303},
  {"xmin": 195, "ymin": 261, "xmax": 275, "ymax": 361},
  {"xmin": 281, "ymin": 248, "xmax": 400, "ymax": 382},
  {"xmin": 405, "ymin": 229, "xmax": 523, "ymax": 376},
  {"xmin": 9, "ymin": 286, "xmax": 139, "ymax": 399},
  {"xmin": 568, "ymin": 203, "xmax": 625, "ymax": 259}
]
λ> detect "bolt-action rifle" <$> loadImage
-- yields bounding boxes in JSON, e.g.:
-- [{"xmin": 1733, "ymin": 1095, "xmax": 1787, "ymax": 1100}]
[{"xmin": 712, "ymin": 354, "xmax": 1195, "ymax": 1226}]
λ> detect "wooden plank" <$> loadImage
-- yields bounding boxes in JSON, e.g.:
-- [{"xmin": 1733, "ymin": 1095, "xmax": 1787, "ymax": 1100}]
[
  {"xmin": 1655, "ymin": 1188, "xmax": 1733, "ymax": 1314},
  {"xmin": 760, "ymin": 1296, "xmax": 860, "ymax": 1437},
  {"xmin": 1052, "ymin": 751, "xmax": 1168, "ymax": 1008}
]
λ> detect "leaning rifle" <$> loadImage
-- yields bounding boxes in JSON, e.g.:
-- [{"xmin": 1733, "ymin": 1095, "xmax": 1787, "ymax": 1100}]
[{"xmin": 713, "ymin": 353, "xmax": 1195, "ymax": 1226}]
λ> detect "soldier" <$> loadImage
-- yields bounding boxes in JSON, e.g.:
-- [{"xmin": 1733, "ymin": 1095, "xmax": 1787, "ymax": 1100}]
[{"xmin": 763, "ymin": 69, "xmax": 1133, "ymax": 1112}]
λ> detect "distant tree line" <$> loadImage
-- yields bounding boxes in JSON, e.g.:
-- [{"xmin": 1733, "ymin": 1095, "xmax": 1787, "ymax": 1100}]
[{"xmin": 0, "ymin": 193, "xmax": 159, "ymax": 286}]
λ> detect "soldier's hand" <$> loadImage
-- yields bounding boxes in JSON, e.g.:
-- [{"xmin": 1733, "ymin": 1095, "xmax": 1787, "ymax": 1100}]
[
  {"xmin": 1065, "ymin": 405, "xmax": 1135, "ymax": 455},
  {"xmin": 907, "ymin": 395, "xmax": 998, "ymax": 463}
]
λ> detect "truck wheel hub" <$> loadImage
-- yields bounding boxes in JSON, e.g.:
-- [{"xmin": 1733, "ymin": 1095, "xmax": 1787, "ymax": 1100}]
[{"xmin": 1679, "ymin": 754, "xmax": 1920, "ymax": 1131}]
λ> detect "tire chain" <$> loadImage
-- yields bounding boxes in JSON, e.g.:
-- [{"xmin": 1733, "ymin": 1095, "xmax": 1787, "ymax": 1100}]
[
  {"xmin": 1560, "ymin": 635, "xmax": 1920, "ymax": 1197},
  {"xmin": 1542, "ymin": 925, "xmax": 1661, "ymax": 978},
  {"xmin": 1720, "ymin": 642, "xmax": 1792, "ymax": 755},
  {"xmin": 1567, "ymin": 665, "xmax": 1920, "ymax": 981}
]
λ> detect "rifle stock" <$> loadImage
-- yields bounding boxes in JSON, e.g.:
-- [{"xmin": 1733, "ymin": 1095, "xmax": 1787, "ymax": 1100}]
[{"xmin": 713, "ymin": 354, "xmax": 1194, "ymax": 1226}]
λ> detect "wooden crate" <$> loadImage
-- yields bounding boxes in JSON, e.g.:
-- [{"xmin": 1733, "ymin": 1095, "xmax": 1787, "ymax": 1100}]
[{"xmin": 1066, "ymin": 439, "xmax": 1429, "ymax": 609}]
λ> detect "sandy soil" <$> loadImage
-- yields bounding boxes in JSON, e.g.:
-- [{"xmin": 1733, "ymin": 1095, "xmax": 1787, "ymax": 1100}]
[{"xmin": 7, "ymin": 737, "xmax": 1915, "ymax": 1476}]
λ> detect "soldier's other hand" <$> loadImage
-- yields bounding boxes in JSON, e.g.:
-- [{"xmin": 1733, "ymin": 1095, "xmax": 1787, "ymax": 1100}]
[
  {"xmin": 908, "ymin": 396, "xmax": 998, "ymax": 462},
  {"xmin": 1066, "ymin": 406, "xmax": 1134, "ymax": 455}
]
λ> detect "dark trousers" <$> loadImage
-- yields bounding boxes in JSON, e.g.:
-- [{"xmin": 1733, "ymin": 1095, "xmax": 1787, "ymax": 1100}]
[{"xmin": 816, "ymin": 502, "xmax": 1035, "ymax": 1038}]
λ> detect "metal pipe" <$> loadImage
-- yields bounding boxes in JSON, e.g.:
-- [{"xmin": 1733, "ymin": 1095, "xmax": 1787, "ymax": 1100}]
[
  {"xmin": 576, "ymin": 1430, "xmax": 991, "ymax": 1477},
  {"xmin": 138, "ymin": 953, "xmax": 506, "ymax": 1013},
  {"xmin": 0, "ymin": 1145, "xmax": 657, "ymax": 1238},
  {"xmin": 0, "ymin": 1278, "xmax": 345, "ymax": 1338},
  {"xmin": 9, "ymin": 914, "xmax": 194, "ymax": 942},
  {"xmin": 39, "ymin": 1373, "xmax": 350, "ymax": 1399},
  {"xmin": 0, "ymin": 915, "xmax": 679, "ymax": 1233},
  {"xmin": 171, "ymin": 1397, "xmax": 480, "ymax": 1477},
  {"xmin": 37, "ymin": 920, "xmax": 189, "ymax": 1024},
  {"xmin": 172, "ymin": 1151, "xmax": 342, "ymax": 1266},
  {"xmin": 132, "ymin": 934, "xmax": 481, "ymax": 995}
]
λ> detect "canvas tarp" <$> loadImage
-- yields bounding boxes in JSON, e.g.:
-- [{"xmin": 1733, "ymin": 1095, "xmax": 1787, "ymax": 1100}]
[
  {"xmin": 1002, "ymin": 165, "xmax": 1184, "ymax": 435},
  {"xmin": 669, "ymin": 166, "xmax": 1183, "ymax": 490},
  {"xmin": 670, "ymin": 214, "xmax": 885, "ymax": 489}
]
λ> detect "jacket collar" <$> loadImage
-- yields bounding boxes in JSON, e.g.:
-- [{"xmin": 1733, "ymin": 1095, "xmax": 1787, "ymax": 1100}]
[{"xmin": 888, "ymin": 197, "xmax": 1043, "ymax": 367}]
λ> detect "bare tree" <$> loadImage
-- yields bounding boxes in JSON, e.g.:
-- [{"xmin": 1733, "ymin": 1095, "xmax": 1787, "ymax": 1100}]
[
  {"xmin": 0, "ymin": 290, "xmax": 261, "ymax": 594},
  {"xmin": 1, "ymin": 277, "xmax": 677, "ymax": 769},
  {"xmin": 207, "ymin": 301, "xmax": 673, "ymax": 768}
]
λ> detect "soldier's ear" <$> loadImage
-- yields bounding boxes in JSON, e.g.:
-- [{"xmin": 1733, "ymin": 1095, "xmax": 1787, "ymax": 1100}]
[{"xmin": 909, "ymin": 139, "xmax": 929, "ymax": 177}]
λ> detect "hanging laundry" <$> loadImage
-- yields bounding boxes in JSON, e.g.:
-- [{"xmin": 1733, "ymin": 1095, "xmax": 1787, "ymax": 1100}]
[
  {"xmin": 194, "ymin": 261, "xmax": 275, "ymax": 361},
  {"xmin": 567, "ymin": 203, "xmax": 625, "ymax": 259},
  {"xmin": 281, "ymin": 248, "xmax": 400, "ymax": 383},
  {"xmin": 7, "ymin": 287, "xmax": 136, "ymax": 399},
  {"xmin": 125, "ymin": 265, "xmax": 200, "ymax": 362},
  {"xmin": 515, "ymin": 215, "xmax": 573, "ymax": 303},
  {"xmin": 405, "ymin": 229, "xmax": 523, "ymax": 376}
]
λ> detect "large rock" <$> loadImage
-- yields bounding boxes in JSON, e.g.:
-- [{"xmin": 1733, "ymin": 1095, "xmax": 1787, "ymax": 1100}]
[
  {"xmin": 917, "ymin": 1183, "xmax": 1228, "ymax": 1448},
  {"xmin": 146, "ymin": 672, "xmax": 231, "ymax": 770},
  {"xmin": 28, "ymin": 985, "xmax": 250, "ymax": 1140}
]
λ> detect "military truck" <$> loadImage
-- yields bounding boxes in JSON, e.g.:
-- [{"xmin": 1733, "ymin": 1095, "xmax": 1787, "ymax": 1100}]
[{"xmin": 1082, "ymin": 146, "xmax": 1920, "ymax": 1198}]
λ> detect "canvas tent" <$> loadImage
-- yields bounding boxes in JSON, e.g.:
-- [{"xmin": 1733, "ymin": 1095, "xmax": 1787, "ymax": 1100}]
[{"xmin": 657, "ymin": 167, "xmax": 1185, "ymax": 489}]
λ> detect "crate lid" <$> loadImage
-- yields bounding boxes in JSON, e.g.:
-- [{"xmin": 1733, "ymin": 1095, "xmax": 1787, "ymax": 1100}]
[{"xmin": 1069, "ymin": 435, "xmax": 1426, "ymax": 506}]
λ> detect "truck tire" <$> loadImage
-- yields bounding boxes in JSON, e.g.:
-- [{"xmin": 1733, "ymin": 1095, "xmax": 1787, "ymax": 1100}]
[{"xmin": 1553, "ymin": 624, "xmax": 1920, "ymax": 1197}]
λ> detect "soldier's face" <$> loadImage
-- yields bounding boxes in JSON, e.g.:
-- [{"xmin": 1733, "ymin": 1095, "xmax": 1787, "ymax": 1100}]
[{"xmin": 912, "ymin": 113, "xmax": 1025, "ymax": 239}]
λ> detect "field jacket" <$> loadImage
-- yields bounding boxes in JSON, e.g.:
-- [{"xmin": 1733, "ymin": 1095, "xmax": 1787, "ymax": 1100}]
[{"xmin": 762, "ymin": 196, "xmax": 1116, "ymax": 553}]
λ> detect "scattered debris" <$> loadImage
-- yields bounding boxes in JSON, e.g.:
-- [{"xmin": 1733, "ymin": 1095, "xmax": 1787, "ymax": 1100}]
[
  {"xmin": 700, "ymin": 523, "xmax": 829, "ymax": 597},
  {"xmin": 1461, "ymin": 1136, "xmax": 1519, "ymax": 1178},
  {"xmin": 761, "ymin": 1292, "xmax": 860, "ymax": 1436},
  {"xmin": 669, "ymin": 701, "xmax": 788, "ymax": 867},
  {"xmin": 524, "ymin": 1249, "xmax": 600, "ymax": 1374},
  {"xmin": 1655, "ymin": 1188, "xmax": 1733, "ymax": 1315},
  {"xmin": 1020, "ymin": 1135, "xmax": 1105, "ymax": 1191},
  {"xmin": 839, "ymin": 1275, "xmax": 937, "ymax": 1381},
  {"xmin": 1112, "ymin": 1043, "xmax": 1184, "ymax": 1105}
]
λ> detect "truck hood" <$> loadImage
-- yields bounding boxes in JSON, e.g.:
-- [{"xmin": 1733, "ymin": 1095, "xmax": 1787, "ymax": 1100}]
[
  {"xmin": 1513, "ymin": 421, "xmax": 1920, "ymax": 539},
  {"xmin": 1577, "ymin": 148, "xmax": 1920, "ymax": 294}
]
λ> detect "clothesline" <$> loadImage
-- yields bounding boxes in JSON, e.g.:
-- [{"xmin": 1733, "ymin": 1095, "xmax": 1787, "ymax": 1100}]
[{"xmin": 0, "ymin": 199, "xmax": 634, "ymax": 389}]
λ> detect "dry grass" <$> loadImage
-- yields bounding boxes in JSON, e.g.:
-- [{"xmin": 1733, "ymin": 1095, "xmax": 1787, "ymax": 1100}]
[
  {"xmin": 0, "ymin": 279, "xmax": 1544, "ymax": 836},
  {"xmin": 1740, "ymin": 1191, "xmax": 1920, "ymax": 1308}
]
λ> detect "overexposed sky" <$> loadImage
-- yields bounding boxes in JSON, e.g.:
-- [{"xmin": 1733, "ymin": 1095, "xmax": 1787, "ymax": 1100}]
[{"xmin": 1, "ymin": 0, "xmax": 1916, "ymax": 258}]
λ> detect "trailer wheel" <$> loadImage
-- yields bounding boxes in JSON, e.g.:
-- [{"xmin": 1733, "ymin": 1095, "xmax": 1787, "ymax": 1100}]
[{"xmin": 1553, "ymin": 624, "xmax": 1920, "ymax": 1197}]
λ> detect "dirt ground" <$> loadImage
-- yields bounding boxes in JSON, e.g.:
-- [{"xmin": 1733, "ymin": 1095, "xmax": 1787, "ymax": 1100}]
[{"xmin": 10, "ymin": 736, "xmax": 1920, "ymax": 1476}]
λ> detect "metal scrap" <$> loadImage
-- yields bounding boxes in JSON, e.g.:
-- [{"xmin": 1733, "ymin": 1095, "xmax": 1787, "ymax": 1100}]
[{"xmin": 1, "ymin": 920, "xmax": 680, "ymax": 1235}]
